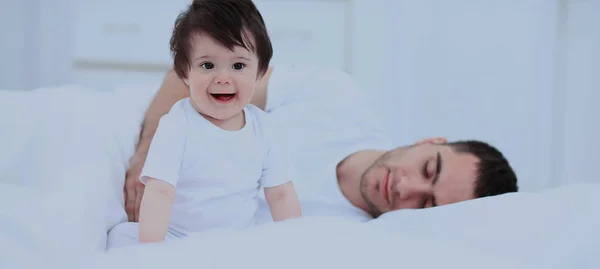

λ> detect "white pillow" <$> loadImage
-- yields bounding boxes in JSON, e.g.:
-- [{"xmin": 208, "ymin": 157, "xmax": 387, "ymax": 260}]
[
  {"xmin": 101, "ymin": 83, "xmax": 161, "ymax": 230},
  {"xmin": 0, "ymin": 89, "xmax": 49, "ymax": 188},
  {"xmin": 0, "ymin": 86, "xmax": 117, "ymax": 252},
  {"xmin": 371, "ymin": 183, "xmax": 600, "ymax": 268}
]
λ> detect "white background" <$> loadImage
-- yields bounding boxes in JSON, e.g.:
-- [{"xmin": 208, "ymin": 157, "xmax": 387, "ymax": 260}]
[{"xmin": 1, "ymin": 0, "xmax": 598, "ymax": 191}]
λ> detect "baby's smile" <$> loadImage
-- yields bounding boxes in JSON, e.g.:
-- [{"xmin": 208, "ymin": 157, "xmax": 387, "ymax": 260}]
[{"xmin": 210, "ymin": 93, "xmax": 237, "ymax": 103}]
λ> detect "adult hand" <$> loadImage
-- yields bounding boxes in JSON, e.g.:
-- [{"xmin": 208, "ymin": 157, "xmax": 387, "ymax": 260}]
[
  {"xmin": 415, "ymin": 137, "xmax": 447, "ymax": 145},
  {"xmin": 124, "ymin": 155, "xmax": 145, "ymax": 222}
]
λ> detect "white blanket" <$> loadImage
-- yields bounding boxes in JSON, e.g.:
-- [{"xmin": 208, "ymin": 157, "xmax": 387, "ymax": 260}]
[
  {"xmin": 89, "ymin": 216, "xmax": 523, "ymax": 269},
  {"xmin": 93, "ymin": 183, "xmax": 600, "ymax": 269},
  {"xmin": 1, "ymin": 205, "xmax": 520, "ymax": 269},
  {"xmin": 1, "ymin": 85, "xmax": 598, "ymax": 269},
  {"xmin": 0, "ymin": 183, "xmax": 104, "ymax": 269},
  {"xmin": 3, "ymin": 183, "xmax": 597, "ymax": 269}
]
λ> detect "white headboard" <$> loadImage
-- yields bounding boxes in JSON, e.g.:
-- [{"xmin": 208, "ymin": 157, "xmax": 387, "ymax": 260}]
[{"xmin": 71, "ymin": 0, "xmax": 356, "ymax": 91}]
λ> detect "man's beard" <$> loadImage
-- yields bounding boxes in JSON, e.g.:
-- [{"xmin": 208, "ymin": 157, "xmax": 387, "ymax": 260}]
[{"xmin": 360, "ymin": 172, "xmax": 383, "ymax": 218}]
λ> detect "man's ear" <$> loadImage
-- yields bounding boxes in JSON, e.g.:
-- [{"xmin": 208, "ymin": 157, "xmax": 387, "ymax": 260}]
[{"xmin": 415, "ymin": 137, "xmax": 447, "ymax": 145}]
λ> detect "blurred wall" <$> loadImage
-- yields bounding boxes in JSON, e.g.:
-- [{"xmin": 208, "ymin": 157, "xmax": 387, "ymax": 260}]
[
  {"xmin": 379, "ymin": 0, "xmax": 561, "ymax": 193},
  {"xmin": 0, "ymin": 0, "xmax": 598, "ymax": 191},
  {"xmin": 560, "ymin": 0, "xmax": 600, "ymax": 187},
  {"xmin": 0, "ymin": 0, "xmax": 29, "ymax": 90}
]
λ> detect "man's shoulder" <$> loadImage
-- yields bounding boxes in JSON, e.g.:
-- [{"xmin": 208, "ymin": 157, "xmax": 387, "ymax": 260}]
[
  {"xmin": 244, "ymin": 103, "xmax": 268, "ymax": 116},
  {"xmin": 268, "ymin": 65, "xmax": 348, "ymax": 94},
  {"xmin": 244, "ymin": 104, "xmax": 270, "ymax": 128},
  {"xmin": 243, "ymin": 105, "xmax": 275, "ymax": 147},
  {"xmin": 271, "ymin": 64, "xmax": 346, "ymax": 78}
]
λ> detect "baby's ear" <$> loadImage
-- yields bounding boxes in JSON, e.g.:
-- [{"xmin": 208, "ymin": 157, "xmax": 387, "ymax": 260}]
[{"xmin": 415, "ymin": 137, "xmax": 447, "ymax": 145}]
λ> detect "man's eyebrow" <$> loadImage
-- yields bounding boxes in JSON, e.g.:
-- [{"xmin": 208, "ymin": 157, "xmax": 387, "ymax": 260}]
[{"xmin": 431, "ymin": 151, "xmax": 443, "ymax": 206}]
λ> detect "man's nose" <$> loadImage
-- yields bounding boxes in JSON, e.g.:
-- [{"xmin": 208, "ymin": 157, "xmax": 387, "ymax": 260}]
[{"xmin": 396, "ymin": 177, "xmax": 431, "ymax": 200}]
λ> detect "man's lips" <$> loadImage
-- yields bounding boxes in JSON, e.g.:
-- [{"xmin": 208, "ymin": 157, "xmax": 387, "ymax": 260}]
[{"xmin": 380, "ymin": 172, "xmax": 391, "ymax": 205}]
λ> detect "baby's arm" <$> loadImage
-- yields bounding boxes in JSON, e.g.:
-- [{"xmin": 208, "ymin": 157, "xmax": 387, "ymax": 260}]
[
  {"xmin": 136, "ymin": 109, "xmax": 187, "ymax": 244},
  {"xmin": 139, "ymin": 178, "xmax": 175, "ymax": 243},
  {"xmin": 259, "ymin": 112, "xmax": 302, "ymax": 221},
  {"xmin": 260, "ymin": 121, "xmax": 302, "ymax": 221},
  {"xmin": 264, "ymin": 182, "xmax": 301, "ymax": 222}
]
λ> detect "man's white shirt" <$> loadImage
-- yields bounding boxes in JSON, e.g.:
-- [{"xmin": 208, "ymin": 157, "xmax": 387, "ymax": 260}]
[{"xmin": 256, "ymin": 65, "xmax": 395, "ymax": 223}]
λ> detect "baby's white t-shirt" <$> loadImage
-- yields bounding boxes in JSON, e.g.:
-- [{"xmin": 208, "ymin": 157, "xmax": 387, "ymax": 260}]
[{"xmin": 140, "ymin": 98, "xmax": 293, "ymax": 234}]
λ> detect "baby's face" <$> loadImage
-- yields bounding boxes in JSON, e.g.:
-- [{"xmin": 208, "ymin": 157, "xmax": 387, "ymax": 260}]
[{"xmin": 184, "ymin": 33, "xmax": 259, "ymax": 121}]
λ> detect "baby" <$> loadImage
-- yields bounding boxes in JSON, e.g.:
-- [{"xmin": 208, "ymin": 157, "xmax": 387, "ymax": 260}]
[{"xmin": 107, "ymin": 0, "xmax": 302, "ymax": 247}]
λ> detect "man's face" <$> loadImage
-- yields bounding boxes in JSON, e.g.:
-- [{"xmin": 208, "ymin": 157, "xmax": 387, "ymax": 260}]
[{"xmin": 360, "ymin": 143, "xmax": 478, "ymax": 217}]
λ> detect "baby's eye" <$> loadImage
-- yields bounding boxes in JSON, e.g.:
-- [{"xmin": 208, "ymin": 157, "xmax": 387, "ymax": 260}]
[
  {"xmin": 200, "ymin": 62, "xmax": 214, "ymax": 69},
  {"xmin": 232, "ymin": 62, "xmax": 245, "ymax": 70}
]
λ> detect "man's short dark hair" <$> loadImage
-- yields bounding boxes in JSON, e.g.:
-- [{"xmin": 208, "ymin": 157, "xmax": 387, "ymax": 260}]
[
  {"xmin": 448, "ymin": 140, "xmax": 519, "ymax": 198},
  {"xmin": 169, "ymin": 0, "xmax": 273, "ymax": 79}
]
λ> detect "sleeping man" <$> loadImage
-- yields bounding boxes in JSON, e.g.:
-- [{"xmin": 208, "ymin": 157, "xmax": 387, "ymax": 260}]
[{"xmin": 123, "ymin": 64, "xmax": 519, "ymax": 223}]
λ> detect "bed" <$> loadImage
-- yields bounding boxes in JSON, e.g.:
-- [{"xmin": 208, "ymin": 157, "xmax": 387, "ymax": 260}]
[{"xmin": 1, "ymin": 85, "xmax": 599, "ymax": 269}]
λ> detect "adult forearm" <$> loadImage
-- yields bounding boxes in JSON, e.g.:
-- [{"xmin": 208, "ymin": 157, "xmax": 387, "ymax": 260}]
[
  {"xmin": 135, "ymin": 120, "xmax": 158, "ymax": 158},
  {"xmin": 134, "ymin": 69, "xmax": 189, "ymax": 159}
]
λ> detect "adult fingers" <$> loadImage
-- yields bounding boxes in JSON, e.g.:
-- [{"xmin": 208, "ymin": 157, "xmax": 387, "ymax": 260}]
[
  {"xmin": 124, "ymin": 176, "xmax": 137, "ymax": 222},
  {"xmin": 415, "ymin": 137, "xmax": 447, "ymax": 145},
  {"xmin": 133, "ymin": 184, "xmax": 145, "ymax": 222}
]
